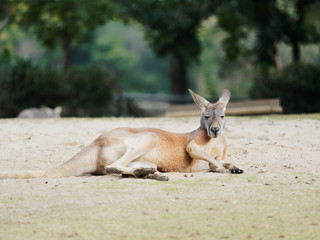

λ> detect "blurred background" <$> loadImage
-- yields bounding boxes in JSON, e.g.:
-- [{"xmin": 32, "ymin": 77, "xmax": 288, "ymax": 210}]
[{"xmin": 0, "ymin": 0, "xmax": 319, "ymax": 117}]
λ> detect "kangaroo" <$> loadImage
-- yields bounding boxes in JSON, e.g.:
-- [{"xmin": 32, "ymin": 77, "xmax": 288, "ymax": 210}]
[
  {"xmin": 18, "ymin": 106, "xmax": 62, "ymax": 118},
  {"xmin": 0, "ymin": 89, "xmax": 243, "ymax": 180}
]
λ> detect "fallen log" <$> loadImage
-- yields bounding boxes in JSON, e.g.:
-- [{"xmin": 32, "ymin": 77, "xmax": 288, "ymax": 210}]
[{"xmin": 165, "ymin": 98, "xmax": 282, "ymax": 117}]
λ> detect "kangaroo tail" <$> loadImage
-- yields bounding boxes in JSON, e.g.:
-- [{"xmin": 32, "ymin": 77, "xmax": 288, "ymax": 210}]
[
  {"xmin": 0, "ymin": 170, "xmax": 48, "ymax": 179},
  {"xmin": 0, "ymin": 143, "xmax": 102, "ymax": 179},
  {"xmin": 0, "ymin": 168, "xmax": 75, "ymax": 179}
]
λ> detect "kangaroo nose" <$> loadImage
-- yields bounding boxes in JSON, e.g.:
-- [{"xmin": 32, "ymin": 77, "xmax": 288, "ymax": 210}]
[{"xmin": 210, "ymin": 126, "xmax": 219, "ymax": 135}]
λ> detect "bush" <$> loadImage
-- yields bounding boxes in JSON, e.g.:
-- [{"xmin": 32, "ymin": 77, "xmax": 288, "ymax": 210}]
[
  {"xmin": 61, "ymin": 65, "xmax": 115, "ymax": 117},
  {"xmin": 250, "ymin": 63, "xmax": 320, "ymax": 113},
  {"xmin": 277, "ymin": 63, "xmax": 320, "ymax": 113},
  {"xmin": 0, "ymin": 59, "xmax": 115, "ymax": 117}
]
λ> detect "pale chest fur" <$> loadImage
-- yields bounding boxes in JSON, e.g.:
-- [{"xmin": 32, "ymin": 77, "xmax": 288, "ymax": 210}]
[
  {"xmin": 201, "ymin": 136, "xmax": 226, "ymax": 159},
  {"xmin": 187, "ymin": 131, "xmax": 227, "ymax": 161}
]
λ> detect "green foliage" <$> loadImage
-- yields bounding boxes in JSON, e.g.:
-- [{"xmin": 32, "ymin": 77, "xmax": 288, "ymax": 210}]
[
  {"xmin": 117, "ymin": 1, "xmax": 211, "ymax": 64},
  {"xmin": 116, "ymin": 0, "xmax": 215, "ymax": 94},
  {"xmin": 192, "ymin": 17, "xmax": 222, "ymax": 96},
  {"xmin": 0, "ymin": 47, "xmax": 12, "ymax": 63},
  {"xmin": 12, "ymin": 0, "xmax": 112, "ymax": 48},
  {"xmin": 11, "ymin": 0, "xmax": 115, "ymax": 68},
  {"xmin": 1, "ymin": 21, "xmax": 170, "ymax": 94},
  {"xmin": 215, "ymin": 2, "xmax": 248, "ymax": 61},
  {"xmin": 0, "ymin": 24, "xmax": 25, "ymax": 64},
  {"xmin": 92, "ymin": 21, "xmax": 169, "ymax": 93},
  {"xmin": 0, "ymin": 59, "xmax": 115, "ymax": 117},
  {"xmin": 0, "ymin": 59, "xmax": 63, "ymax": 117},
  {"xmin": 1, "ymin": 0, "xmax": 319, "ymax": 99},
  {"xmin": 192, "ymin": 16, "xmax": 255, "ymax": 98},
  {"xmin": 250, "ymin": 63, "xmax": 320, "ymax": 113},
  {"xmin": 216, "ymin": 0, "xmax": 320, "ymax": 65},
  {"xmin": 61, "ymin": 65, "xmax": 114, "ymax": 117},
  {"xmin": 276, "ymin": 63, "xmax": 320, "ymax": 113}
]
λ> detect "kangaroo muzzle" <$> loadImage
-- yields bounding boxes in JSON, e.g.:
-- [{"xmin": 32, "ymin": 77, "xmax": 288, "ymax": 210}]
[{"xmin": 210, "ymin": 126, "xmax": 220, "ymax": 138}]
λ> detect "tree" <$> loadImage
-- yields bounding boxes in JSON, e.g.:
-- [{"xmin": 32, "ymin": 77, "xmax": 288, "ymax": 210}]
[
  {"xmin": 12, "ymin": 0, "xmax": 113, "ymax": 69},
  {"xmin": 0, "ymin": 0, "xmax": 10, "ymax": 33},
  {"xmin": 92, "ymin": 21, "xmax": 170, "ymax": 93},
  {"xmin": 116, "ymin": 0, "xmax": 218, "ymax": 94},
  {"xmin": 216, "ymin": 0, "xmax": 282, "ymax": 70},
  {"xmin": 215, "ymin": 0, "xmax": 320, "ymax": 98},
  {"xmin": 278, "ymin": 0, "xmax": 320, "ymax": 63},
  {"xmin": 216, "ymin": 0, "xmax": 320, "ymax": 67}
]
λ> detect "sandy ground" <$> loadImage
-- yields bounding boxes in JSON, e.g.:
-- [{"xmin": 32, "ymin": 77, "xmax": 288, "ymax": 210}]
[{"xmin": 0, "ymin": 116, "xmax": 319, "ymax": 239}]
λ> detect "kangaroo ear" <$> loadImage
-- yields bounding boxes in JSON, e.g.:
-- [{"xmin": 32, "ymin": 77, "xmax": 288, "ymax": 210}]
[
  {"xmin": 54, "ymin": 106, "xmax": 62, "ymax": 115},
  {"xmin": 218, "ymin": 89, "xmax": 231, "ymax": 110},
  {"xmin": 188, "ymin": 89, "xmax": 210, "ymax": 112}
]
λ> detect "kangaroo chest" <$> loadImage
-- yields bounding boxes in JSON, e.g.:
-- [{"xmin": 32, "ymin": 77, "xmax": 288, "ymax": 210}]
[
  {"xmin": 193, "ymin": 134, "xmax": 226, "ymax": 159},
  {"xmin": 204, "ymin": 138, "xmax": 225, "ymax": 158}
]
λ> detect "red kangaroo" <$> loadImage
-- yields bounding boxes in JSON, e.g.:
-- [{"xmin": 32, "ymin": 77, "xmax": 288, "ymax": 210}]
[{"xmin": 0, "ymin": 89, "xmax": 243, "ymax": 181}]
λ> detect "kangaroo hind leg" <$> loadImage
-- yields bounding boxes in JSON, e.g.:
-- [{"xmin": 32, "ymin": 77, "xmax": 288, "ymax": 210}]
[
  {"xmin": 105, "ymin": 132, "xmax": 158, "ymax": 178},
  {"xmin": 126, "ymin": 161, "xmax": 157, "ymax": 178},
  {"xmin": 124, "ymin": 161, "xmax": 168, "ymax": 181}
]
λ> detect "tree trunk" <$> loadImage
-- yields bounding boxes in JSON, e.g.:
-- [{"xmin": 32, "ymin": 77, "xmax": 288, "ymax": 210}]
[
  {"xmin": 291, "ymin": 0, "xmax": 303, "ymax": 63},
  {"xmin": 273, "ymin": 39, "xmax": 282, "ymax": 72},
  {"xmin": 169, "ymin": 51, "xmax": 188, "ymax": 95},
  {"xmin": 0, "ymin": 0, "xmax": 10, "ymax": 37},
  {"xmin": 254, "ymin": 0, "xmax": 277, "ymax": 67},
  {"xmin": 292, "ymin": 39, "xmax": 300, "ymax": 63},
  {"xmin": 61, "ymin": 30, "xmax": 72, "ymax": 69}
]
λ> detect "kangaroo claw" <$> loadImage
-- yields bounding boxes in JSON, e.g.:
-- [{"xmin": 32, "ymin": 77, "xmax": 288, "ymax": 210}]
[{"xmin": 230, "ymin": 168, "xmax": 244, "ymax": 174}]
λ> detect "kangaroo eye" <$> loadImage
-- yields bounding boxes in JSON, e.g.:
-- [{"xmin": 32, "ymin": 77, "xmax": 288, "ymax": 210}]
[
  {"xmin": 204, "ymin": 115, "xmax": 210, "ymax": 119},
  {"xmin": 220, "ymin": 116, "xmax": 225, "ymax": 119}
]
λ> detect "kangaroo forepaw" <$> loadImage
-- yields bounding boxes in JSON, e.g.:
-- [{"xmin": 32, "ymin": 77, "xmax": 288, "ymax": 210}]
[
  {"xmin": 133, "ymin": 168, "xmax": 157, "ymax": 178},
  {"xmin": 230, "ymin": 168, "xmax": 244, "ymax": 174},
  {"xmin": 209, "ymin": 166, "xmax": 226, "ymax": 173}
]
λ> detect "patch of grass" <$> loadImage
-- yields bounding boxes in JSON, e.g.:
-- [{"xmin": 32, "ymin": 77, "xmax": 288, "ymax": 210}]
[
  {"xmin": 93, "ymin": 180, "xmax": 129, "ymax": 190},
  {"xmin": 229, "ymin": 173, "xmax": 260, "ymax": 182},
  {"xmin": 161, "ymin": 186, "xmax": 185, "ymax": 193},
  {"xmin": 0, "ymin": 195, "xmax": 26, "ymax": 204}
]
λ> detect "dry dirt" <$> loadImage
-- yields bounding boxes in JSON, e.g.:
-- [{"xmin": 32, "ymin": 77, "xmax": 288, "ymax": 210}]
[{"xmin": 0, "ymin": 116, "xmax": 319, "ymax": 240}]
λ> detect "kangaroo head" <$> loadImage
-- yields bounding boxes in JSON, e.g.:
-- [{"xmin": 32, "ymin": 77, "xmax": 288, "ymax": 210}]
[{"xmin": 189, "ymin": 89, "xmax": 230, "ymax": 138}]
